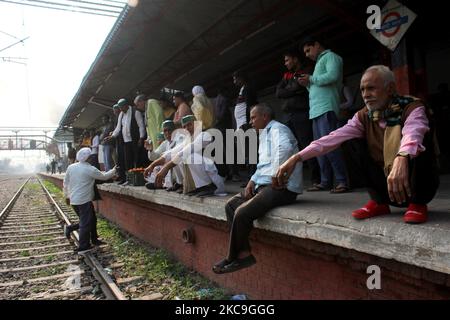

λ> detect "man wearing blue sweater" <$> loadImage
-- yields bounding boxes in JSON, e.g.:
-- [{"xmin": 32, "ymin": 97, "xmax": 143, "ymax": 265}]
[{"xmin": 298, "ymin": 36, "xmax": 348, "ymax": 193}]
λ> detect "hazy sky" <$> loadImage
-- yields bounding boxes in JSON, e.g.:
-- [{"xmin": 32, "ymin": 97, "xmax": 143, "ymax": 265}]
[
  {"xmin": 0, "ymin": 2, "xmax": 125, "ymax": 127},
  {"xmin": 0, "ymin": 1, "xmax": 126, "ymax": 167}
]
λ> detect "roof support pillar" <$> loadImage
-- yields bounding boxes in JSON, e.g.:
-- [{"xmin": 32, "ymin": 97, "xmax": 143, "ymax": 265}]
[{"xmin": 391, "ymin": 38, "xmax": 413, "ymax": 95}]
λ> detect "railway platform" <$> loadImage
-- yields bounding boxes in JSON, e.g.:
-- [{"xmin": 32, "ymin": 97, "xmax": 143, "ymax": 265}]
[{"xmin": 40, "ymin": 173, "xmax": 450, "ymax": 300}]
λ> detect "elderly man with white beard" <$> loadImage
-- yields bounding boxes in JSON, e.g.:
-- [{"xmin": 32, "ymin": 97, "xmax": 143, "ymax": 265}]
[{"xmin": 275, "ymin": 65, "xmax": 440, "ymax": 224}]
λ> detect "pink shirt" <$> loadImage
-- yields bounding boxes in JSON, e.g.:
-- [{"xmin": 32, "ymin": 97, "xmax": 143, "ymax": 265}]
[{"xmin": 298, "ymin": 106, "xmax": 429, "ymax": 161}]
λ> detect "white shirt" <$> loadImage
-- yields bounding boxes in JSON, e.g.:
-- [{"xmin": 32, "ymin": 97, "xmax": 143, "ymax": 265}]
[
  {"xmin": 250, "ymin": 120, "xmax": 303, "ymax": 194},
  {"xmin": 112, "ymin": 107, "xmax": 146, "ymax": 143},
  {"xmin": 148, "ymin": 140, "xmax": 171, "ymax": 161},
  {"xmin": 167, "ymin": 131, "xmax": 212, "ymax": 165},
  {"xmin": 63, "ymin": 162, "xmax": 116, "ymax": 205},
  {"xmin": 91, "ymin": 135, "xmax": 100, "ymax": 154},
  {"xmin": 234, "ymin": 86, "xmax": 247, "ymax": 129}
]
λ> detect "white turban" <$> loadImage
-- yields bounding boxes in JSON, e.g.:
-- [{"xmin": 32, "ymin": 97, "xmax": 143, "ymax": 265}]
[
  {"xmin": 192, "ymin": 85, "xmax": 205, "ymax": 96},
  {"xmin": 76, "ymin": 147, "xmax": 92, "ymax": 162}
]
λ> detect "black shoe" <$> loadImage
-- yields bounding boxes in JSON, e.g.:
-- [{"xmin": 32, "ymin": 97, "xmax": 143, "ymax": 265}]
[
  {"xmin": 92, "ymin": 239, "xmax": 106, "ymax": 246},
  {"xmin": 64, "ymin": 225, "xmax": 71, "ymax": 240},
  {"xmin": 166, "ymin": 183, "xmax": 182, "ymax": 192},
  {"xmin": 186, "ymin": 184, "xmax": 215, "ymax": 196},
  {"xmin": 196, "ymin": 184, "xmax": 217, "ymax": 198},
  {"xmin": 217, "ymin": 255, "xmax": 256, "ymax": 274},
  {"xmin": 74, "ymin": 246, "xmax": 93, "ymax": 255},
  {"xmin": 212, "ymin": 258, "xmax": 231, "ymax": 274},
  {"xmin": 145, "ymin": 182, "xmax": 156, "ymax": 190}
]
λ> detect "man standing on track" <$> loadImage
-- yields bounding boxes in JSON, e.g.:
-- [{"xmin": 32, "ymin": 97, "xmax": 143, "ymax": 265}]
[{"xmin": 63, "ymin": 148, "xmax": 117, "ymax": 254}]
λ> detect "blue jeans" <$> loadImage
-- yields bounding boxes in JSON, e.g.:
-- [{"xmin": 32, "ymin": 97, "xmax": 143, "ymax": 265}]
[
  {"xmin": 102, "ymin": 144, "xmax": 114, "ymax": 172},
  {"xmin": 312, "ymin": 111, "xmax": 347, "ymax": 187}
]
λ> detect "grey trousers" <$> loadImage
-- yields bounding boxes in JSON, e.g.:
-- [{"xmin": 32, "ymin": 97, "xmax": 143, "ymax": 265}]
[{"xmin": 224, "ymin": 186, "xmax": 298, "ymax": 261}]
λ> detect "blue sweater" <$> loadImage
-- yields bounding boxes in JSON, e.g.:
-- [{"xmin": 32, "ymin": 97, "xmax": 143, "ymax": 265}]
[{"xmin": 307, "ymin": 49, "xmax": 343, "ymax": 120}]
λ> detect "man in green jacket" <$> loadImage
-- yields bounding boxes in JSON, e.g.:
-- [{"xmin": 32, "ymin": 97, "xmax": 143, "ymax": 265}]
[{"xmin": 298, "ymin": 36, "xmax": 348, "ymax": 193}]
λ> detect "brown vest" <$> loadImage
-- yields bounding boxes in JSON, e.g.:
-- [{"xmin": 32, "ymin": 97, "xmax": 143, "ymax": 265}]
[{"xmin": 356, "ymin": 97, "xmax": 427, "ymax": 171}]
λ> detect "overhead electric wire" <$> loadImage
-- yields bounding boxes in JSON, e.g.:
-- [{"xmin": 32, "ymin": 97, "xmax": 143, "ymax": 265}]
[
  {"xmin": 14, "ymin": 0, "xmax": 122, "ymax": 14},
  {"xmin": 0, "ymin": 0, "xmax": 123, "ymax": 17},
  {"xmin": 97, "ymin": 0, "xmax": 126, "ymax": 5},
  {"xmin": 0, "ymin": 56, "xmax": 28, "ymax": 59},
  {"xmin": 0, "ymin": 37, "xmax": 30, "ymax": 53},
  {"xmin": 0, "ymin": 30, "xmax": 21, "ymax": 40},
  {"xmin": 0, "ymin": 1, "xmax": 117, "ymax": 16},
  {"xmin": 64, "ymin": 0, "xmax": 124, "ymax": 9}
]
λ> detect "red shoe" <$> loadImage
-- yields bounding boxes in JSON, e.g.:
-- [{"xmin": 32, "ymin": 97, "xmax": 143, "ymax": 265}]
[
  {"xmin": 403, "ymin": 204, "xmax": 428, "ymax": 224},
  {"xmin": 352, "ymin": 200, "xmax": 391, "ymax": 219}
]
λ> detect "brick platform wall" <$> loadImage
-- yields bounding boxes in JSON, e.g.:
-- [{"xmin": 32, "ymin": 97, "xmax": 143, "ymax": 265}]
[
  {"xmin": 97, "ymin": 189, "xmax": 450, "ymax": 300},
  {"xmin": 39, "ymin": 175, "xmax": 450, "ymax": 300}
]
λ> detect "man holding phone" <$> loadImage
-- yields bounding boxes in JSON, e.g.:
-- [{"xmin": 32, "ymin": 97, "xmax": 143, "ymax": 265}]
[{"xmin": 276, "ymin": 48, "xmax": 320, "ymax": 187}]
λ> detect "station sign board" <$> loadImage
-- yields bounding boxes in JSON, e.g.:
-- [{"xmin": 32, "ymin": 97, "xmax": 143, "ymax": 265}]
[{"xmin": 370, "ymin": 0, "xmax": 417, "ymax": 51}]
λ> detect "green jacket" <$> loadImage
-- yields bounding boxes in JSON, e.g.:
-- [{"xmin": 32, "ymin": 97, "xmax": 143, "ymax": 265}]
[{"xmin": 307, "ymin": 49, "xmax": 343, "ymax": 120}]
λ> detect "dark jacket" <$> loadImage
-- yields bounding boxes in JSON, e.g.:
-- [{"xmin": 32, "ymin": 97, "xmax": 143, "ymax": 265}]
[
  {"xmin": 129, "ymin": 107, "xmax": 141, "ymax": 144},
  {"xmin": 276, "ymin": 70, "xmax": 310, "ymax": 113},
  {"xmin": 236, "ymin": 84, "xmax": 258, "ymax": 130}
]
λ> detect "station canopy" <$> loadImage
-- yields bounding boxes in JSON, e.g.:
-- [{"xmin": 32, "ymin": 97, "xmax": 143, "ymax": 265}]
[{"xmin": 56, "ymin": 0, "xmax": 371, "ymax": 139}]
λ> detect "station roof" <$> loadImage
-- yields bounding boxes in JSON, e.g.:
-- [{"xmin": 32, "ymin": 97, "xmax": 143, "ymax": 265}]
[{"xmin": 55, "ymin": 0, "xmax": 373, "ymax": 139}]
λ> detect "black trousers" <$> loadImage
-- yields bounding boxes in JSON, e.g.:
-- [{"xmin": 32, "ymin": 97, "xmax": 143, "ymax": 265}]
[
  {"xmin": 358, "ymin": 142, "xmax": 440, "ymax": 207},
  {"xmin": 116, "ymin": 140, "xmax": 126, "ymax": 182},
  {"xmin": 224, "ymin": 186, "xmax": 298, "ymax": 261},
  {"xmin": 136, "ymin": 143, "xmax": 150, "ymax": 168},
  {"xmin": 123, "ymin": 141, "xmax": 137, "ymax": 171},
  {"xmin": 71, "ymin": 202, "xmax": 97, "ymax": 249},
  {"xmin": 88, "ymin": 154, "xmax": 100, "ymax": 170},
  {"xmin": 286, "ymin": 111, "xmax": 320, "ymax": 185}
]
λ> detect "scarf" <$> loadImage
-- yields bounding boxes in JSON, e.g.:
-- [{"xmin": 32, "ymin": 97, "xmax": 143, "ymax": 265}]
[{"xmin": 368, "ymin": 95, "xmax": 422, "ymax": 175}]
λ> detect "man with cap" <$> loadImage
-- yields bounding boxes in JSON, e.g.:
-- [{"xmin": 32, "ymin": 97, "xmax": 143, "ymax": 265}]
[
  {"xmin": 146, "ymin": 132, "xmax": 167, "ymax": 160},
  {"xmin": 63, "ymin": 148, "xmax": 117, "ymax": 254},
  {"xmin": 144, "ymin": 120, "xmax": 185, "ymax": 191},
  {"xmin": 144, "ymin": 121, "xmax": 171, "ymax": 188},
  {"xmin": 151, "ymin": 115, "xmax": 226, "ymax": 197},
  {"xmin": 105, "ymin": 98, "xmax": 146, "ymax": 183}
]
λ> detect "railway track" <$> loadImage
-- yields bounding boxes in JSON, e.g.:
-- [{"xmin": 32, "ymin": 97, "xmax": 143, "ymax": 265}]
[{"xmin": 0, "ymin": 176, "xmax": 126, "ymax": 300}]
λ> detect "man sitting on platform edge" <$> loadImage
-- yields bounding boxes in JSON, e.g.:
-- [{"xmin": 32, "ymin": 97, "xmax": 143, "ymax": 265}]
[{"xmin": 213, "ymin": 104, "xmax": 303, "ymax": 274}]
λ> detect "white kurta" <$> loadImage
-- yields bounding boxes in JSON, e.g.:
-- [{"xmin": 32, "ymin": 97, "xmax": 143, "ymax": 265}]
[{"xmin": 167, "ymin": 131, "xmax": 225, "ymax": 193}]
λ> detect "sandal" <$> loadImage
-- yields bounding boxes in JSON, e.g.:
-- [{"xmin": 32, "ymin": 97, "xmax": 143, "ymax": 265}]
[
  {"xmin": 307, "ymin": 183, "xmax": 328, "ymax": 192},
  {"xmin": 212, "ymin": 258, "xmax": 231, "ymax": 274},
  {"xmin": 330, "ymin": 185, "xmax": 349, "ymax": 194},
  {"xmin": 220, "ymin": 255, "xmax": 256, "ymax": 274}
]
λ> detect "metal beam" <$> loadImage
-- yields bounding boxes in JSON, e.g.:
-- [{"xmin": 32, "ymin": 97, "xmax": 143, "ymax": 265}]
[{"xmin": 138, "ymin": 0, "xmax": 298, "ymax": 94}]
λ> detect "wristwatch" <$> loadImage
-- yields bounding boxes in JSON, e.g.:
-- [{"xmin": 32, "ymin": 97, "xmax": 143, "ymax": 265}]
[{"xmin": 396, "ymin": 151, "xmax": 409, "ymax": 159}]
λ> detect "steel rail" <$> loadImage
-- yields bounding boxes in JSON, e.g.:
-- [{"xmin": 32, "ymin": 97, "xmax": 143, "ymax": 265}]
[
  {"xmin": 0, "ymin": 177, "xmax": 31, "ymax": 224},
  {"xmin": 36, "ymin": 176, "xmax": 127, "ymax": 300}
]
